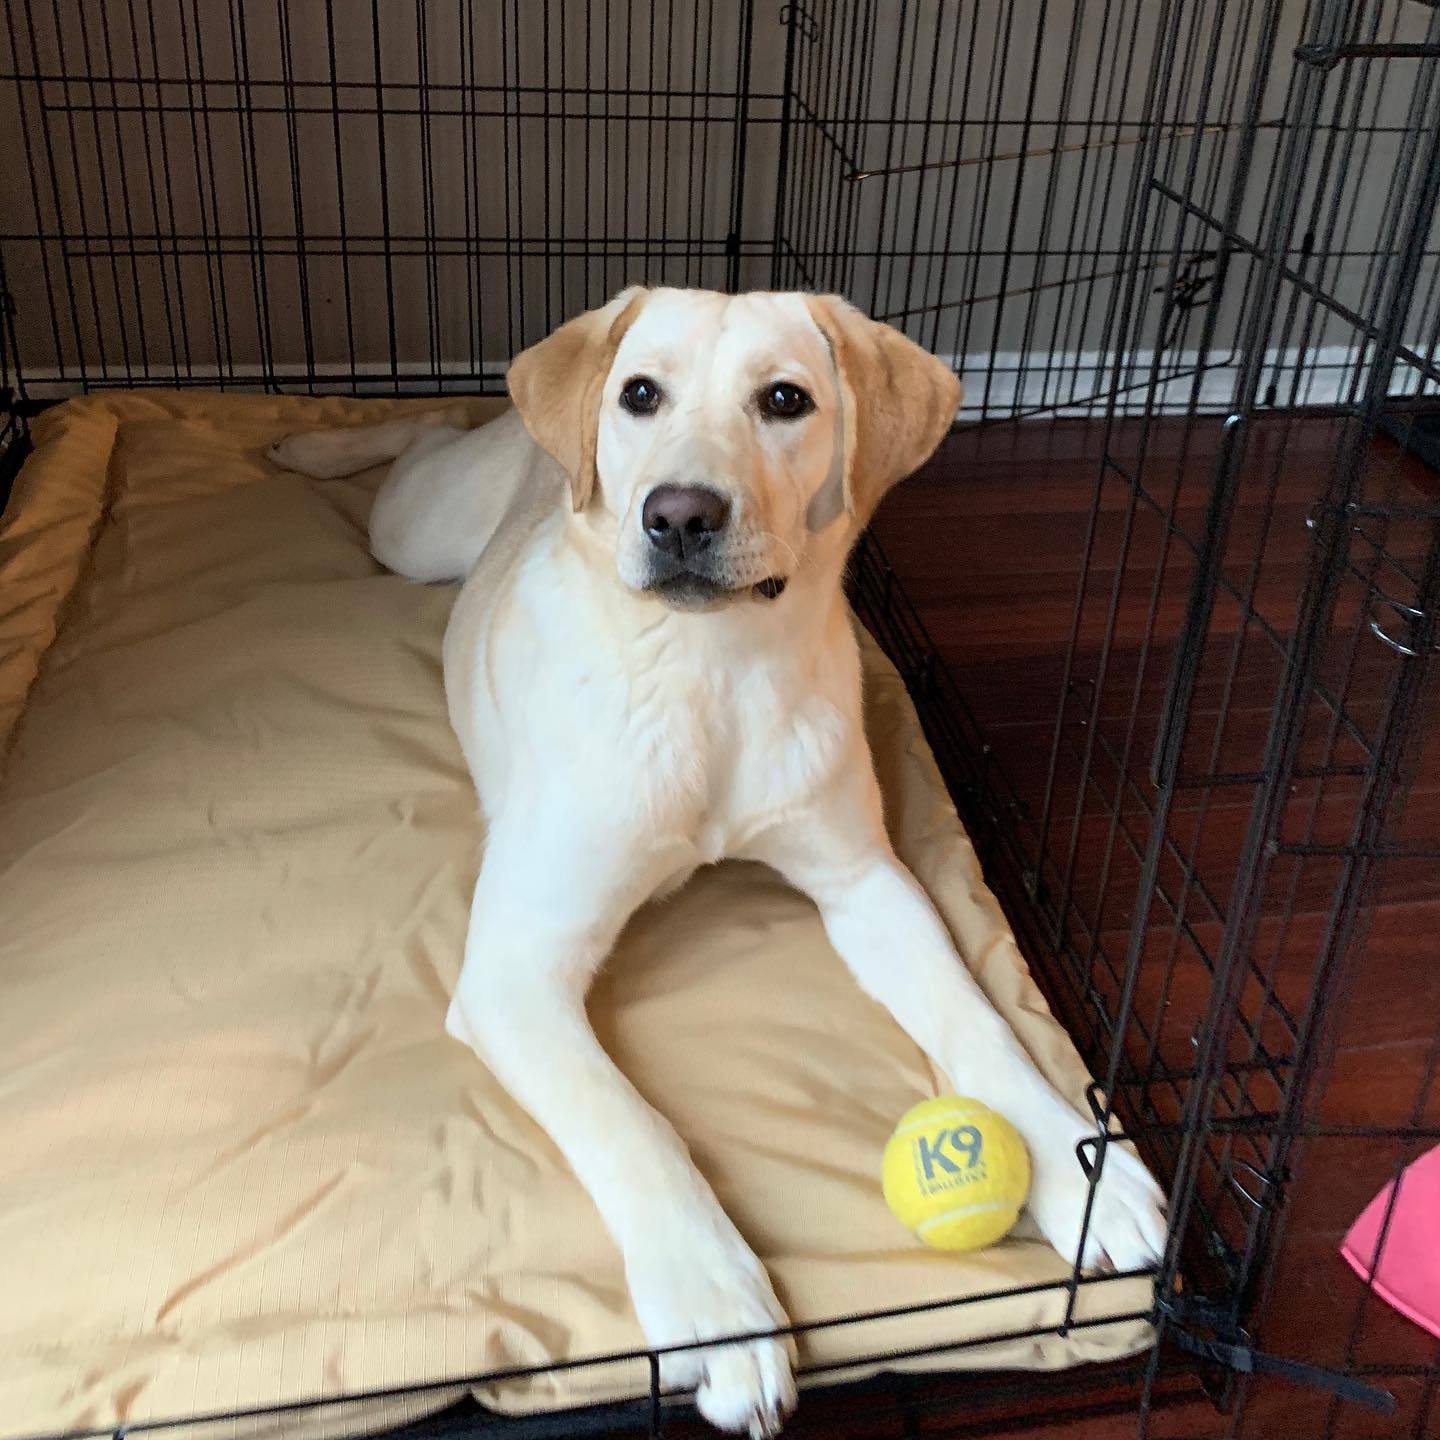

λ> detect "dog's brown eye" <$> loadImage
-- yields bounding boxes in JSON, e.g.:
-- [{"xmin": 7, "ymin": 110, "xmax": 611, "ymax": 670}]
[
  {"xmin": 620, "ymin": 376, "xmax": 662, "ymax": 416},
  {"xmin": 759, "ymin": 382, "xmax": 813, "ymax": 420}
]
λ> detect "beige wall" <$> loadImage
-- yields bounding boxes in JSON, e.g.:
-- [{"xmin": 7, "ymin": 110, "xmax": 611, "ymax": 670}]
[{"xmin": 2, "ymin": 1, "xmax": 1437, "ymax": 412}]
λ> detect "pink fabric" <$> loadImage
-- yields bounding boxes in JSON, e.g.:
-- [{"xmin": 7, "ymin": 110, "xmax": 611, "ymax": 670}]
[{"xmin": 1340, "ymin": 1146, "xmax": 1440, "ymax": 1341}]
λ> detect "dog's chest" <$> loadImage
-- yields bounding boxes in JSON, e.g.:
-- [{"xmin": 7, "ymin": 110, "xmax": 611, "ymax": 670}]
[{"xmin": 621, "ymin": 639, "xmax": 850, "ymax": 857}]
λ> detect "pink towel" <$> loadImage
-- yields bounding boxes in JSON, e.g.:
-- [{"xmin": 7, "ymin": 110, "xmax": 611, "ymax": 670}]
[{"xmin": 1340, "ymin": 1145, "xmax": 1440, "ymax": 1340}]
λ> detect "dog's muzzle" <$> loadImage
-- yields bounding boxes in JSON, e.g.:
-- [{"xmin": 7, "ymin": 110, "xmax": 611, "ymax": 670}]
[{"xmin": 637, "ymin": 484, "xmax": 787, "ymax": 608}]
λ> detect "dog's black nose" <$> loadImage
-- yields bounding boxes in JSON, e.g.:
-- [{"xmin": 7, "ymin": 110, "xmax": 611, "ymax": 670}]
[{"xmin": 642, "ymin": 484, "xmax": 731, "ymax": 558}]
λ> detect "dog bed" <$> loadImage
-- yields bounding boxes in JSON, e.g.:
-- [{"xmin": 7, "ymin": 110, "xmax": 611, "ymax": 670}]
[{"xmin": 0, "ymin": 393, "xmax": 1153, "ymax": 1439}]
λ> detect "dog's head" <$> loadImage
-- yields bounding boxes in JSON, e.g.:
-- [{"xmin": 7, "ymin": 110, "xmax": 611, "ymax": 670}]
[{"xmin": 507, "ymin": 287, "xmax": 961, "ymax": 610}]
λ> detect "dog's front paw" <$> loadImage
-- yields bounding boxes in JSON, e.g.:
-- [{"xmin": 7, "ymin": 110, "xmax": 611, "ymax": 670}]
[
  {"xmin": 1027, "ymin": 1123, "xmax": 1168, "ymax": 1274},
  {"xmin": 627, "ymin": 1224, "xmax": 797, "ymax": 1438}
]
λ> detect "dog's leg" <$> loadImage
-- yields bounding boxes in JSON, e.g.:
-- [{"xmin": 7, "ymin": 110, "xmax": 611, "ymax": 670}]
[
  {"xmin": 446, "ymin": 822, "xmax": 797, "ymax": 1439},
  {"xmin": 753, "ymin": 781, "xmax": 1167, "ymax": 1275}
]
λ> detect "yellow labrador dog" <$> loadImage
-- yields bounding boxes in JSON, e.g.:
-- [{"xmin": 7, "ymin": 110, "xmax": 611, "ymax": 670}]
[{"xmin": 270, "ymin": 288, "xmax": 1166, "ymax": 1437}]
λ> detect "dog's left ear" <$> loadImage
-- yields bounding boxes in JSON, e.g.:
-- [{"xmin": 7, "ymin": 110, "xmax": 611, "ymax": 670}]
[
  {"xmin": 804, "ymin": 294, "xmax": 962, "ymax": 525},
  {"xmin": 507, "ymin": 286, "xmax": 650, "ymax": 511}
]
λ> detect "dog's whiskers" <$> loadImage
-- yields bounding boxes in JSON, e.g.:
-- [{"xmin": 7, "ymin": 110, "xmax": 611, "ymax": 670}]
[{"xmin": 753, "ymin": 528, "xmax": 800, "ymax": 574}]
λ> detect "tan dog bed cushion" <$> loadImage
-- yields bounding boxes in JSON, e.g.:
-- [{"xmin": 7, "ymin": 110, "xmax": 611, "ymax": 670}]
[{"xmin": 0, "ymin": 393, "xmax": 1152, "ymax": 1439}]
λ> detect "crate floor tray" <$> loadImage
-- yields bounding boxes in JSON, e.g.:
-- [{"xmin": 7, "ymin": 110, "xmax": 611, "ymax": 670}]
[{"xmin": 0, "ymin": 394, "xmax": 1152, "ymax": 1439}]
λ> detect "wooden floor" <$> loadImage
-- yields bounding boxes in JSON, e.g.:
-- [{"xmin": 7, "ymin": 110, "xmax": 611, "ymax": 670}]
[{"xmin": 845, "ymin": 416, "xmax": 1440, "ymax": 1440}]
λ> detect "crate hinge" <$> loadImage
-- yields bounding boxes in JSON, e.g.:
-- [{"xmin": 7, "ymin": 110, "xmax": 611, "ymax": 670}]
[{"xmin": 1157, "ymin": 1296, "xmax": 1394, "ymax": 1414}]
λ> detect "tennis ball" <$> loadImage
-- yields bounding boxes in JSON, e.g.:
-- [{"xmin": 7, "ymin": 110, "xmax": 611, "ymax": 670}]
[{"xmin": 882, "ymin": 1096, "xmax": 1031, "ymax": 1250}]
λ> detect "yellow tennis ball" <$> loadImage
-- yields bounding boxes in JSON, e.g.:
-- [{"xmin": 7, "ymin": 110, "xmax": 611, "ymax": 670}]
[{"xmin": 882, "ymin": 1096, "xmax": 1031, "ymax": 1250}]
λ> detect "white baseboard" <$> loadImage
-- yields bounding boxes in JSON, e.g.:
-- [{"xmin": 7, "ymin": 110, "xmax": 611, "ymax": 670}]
[{"xmin": 949, "ymin": 343, "xmax": 1436, "ymax": 418}]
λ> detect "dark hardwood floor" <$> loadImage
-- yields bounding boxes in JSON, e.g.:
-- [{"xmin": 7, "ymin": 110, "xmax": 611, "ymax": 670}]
[{"xmin": 850, "ymin": 416, "xmax": 1440, "ymax": 1440}]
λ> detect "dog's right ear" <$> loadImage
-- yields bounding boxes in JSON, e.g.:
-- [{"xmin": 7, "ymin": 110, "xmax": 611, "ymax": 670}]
[{"xmin": 506, "ymin": 286, "xmax": 649, "ymax": 511}]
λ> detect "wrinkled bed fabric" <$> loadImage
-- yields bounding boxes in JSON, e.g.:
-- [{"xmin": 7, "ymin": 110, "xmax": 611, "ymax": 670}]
[{"xmin": 0, "ymin": 394, "xmax": 1152, "ymax": 1438}]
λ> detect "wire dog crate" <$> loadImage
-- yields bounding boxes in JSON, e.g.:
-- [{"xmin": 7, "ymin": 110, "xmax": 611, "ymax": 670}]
[{"xmin": 3, "ymin": 2, "xmax": 1440, "ymax": 1438}]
